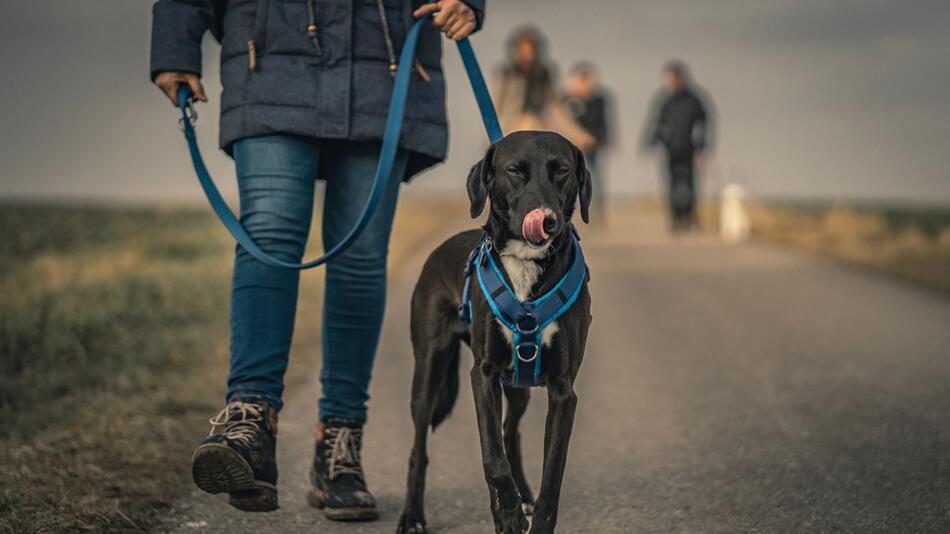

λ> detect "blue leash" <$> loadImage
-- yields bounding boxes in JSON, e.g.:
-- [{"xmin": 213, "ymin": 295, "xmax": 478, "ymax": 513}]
[{"xmin": 176, "ymin": 14, "xmax": 501, "ymax": 270}]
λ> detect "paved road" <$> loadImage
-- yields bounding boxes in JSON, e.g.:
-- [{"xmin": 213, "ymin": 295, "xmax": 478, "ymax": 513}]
[{"xmin": 168, "ymin": 208, "xmax": 950, "ymax": 533}]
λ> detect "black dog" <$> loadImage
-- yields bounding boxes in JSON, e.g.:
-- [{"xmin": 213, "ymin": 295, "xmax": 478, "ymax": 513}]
[{"xmin": 397, "ymin": 131, "xmax": 593, "ymax": 534}]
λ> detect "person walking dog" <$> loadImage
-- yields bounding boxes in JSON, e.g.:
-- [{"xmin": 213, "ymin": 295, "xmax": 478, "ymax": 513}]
[{"xmin": 150, "ymin": 0, "xmax": 485, "ymax": 520}]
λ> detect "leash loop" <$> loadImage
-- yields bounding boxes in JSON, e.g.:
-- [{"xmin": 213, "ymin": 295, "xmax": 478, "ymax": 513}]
[{"xmin": 176, "ymin": 13, "xmax": 501, "ymax": 270}]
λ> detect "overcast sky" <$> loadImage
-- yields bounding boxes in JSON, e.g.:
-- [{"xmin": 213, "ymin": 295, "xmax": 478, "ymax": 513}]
[{"xmin": 1, "ymin": 0, "xmax": 948, "ymax": 203}]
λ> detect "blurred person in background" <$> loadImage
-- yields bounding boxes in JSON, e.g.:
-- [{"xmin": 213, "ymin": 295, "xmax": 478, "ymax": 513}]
[
  {"xmin": 643, "ymin": 60, "xmax": 714, "ymax": 232},
  {"xmin": 563, "ymin": 61, "xmax": 613, "ymax": 222},
  {"xmin": 494, "ymin": 26, "xmax": 595, "ymax": 152},
  {"xmin": 150, "ymin": 0, "xmax": 484, "ymax": 521}
]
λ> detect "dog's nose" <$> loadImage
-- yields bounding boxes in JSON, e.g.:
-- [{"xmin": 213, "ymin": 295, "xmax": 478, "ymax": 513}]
[{"xmin": 542, "ymin": 215, "xmax": 558, "ymax": 234}]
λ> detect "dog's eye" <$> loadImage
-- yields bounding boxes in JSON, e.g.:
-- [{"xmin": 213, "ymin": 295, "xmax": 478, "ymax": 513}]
[
  {"xmin": 507, "ymin": 166, "xmax": 522, "ymax": 176},
  {"xmin": 555, "ymin": 167, "xmax": 570, "ymax": 177}
]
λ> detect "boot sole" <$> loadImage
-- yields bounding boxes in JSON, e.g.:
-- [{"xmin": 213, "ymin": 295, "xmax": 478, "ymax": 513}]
[
  {"xmin": 192, "ymin": 442, "xmax": 278, "ymax": 512},
  {"xmin": 307, "ymin": 486, "xmax": 378, "ymax": 521}
]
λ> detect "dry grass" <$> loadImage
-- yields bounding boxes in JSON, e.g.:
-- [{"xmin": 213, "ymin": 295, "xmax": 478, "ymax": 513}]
[
  {"xmin": 0, "ymin": 204, "xmax": 232, "ymax": 533},
  {"xmin": 744, "ymin": 202, "xmax": 950, "ymax": 292},
  {"xmin": 0, "ymin": 197, "xmax": 465, "ymax": 533}
]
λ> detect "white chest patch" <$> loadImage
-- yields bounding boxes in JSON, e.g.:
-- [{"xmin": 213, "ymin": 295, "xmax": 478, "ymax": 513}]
[{"xmin": 495, "ymin": 240, "xmax": 560, "ymax": 348}]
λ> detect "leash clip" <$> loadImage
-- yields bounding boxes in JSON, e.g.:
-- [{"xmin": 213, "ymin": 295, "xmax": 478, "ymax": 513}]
[{"xmin": 178, "ymin": 98, "xmax": 198, "ymax": 132}]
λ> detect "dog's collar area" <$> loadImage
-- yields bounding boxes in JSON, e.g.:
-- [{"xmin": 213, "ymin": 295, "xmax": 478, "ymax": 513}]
[{"xmin": 459, "ymin": 227, "xmax": 587, "ymax": 388}]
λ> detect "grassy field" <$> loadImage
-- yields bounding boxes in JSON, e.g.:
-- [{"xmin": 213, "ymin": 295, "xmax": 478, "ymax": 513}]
[
  {"xmin": 699, "ymin": 199, "xmax": 950, "ymax": 293},
  {"xmin": 0, "ymin": 203, "xmax": 237, "ymax": 533},
  {"xmin": 0, "ymin": 198, "xmax": 459, "ymax": 533}
]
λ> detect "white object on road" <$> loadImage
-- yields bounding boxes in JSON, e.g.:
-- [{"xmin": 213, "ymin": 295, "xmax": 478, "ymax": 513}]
[{"xmin": 720, "ymin": 182, "xmax": 750, "ymax": 243}]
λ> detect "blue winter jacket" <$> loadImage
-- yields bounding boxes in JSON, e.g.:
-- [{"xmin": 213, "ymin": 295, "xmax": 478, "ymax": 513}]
[{"xmin": 150, "ymin": 0, "xmax": 486, "ymax": 178}]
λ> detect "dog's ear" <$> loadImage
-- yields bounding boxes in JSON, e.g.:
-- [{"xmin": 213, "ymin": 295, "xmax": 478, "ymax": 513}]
[
  {"xmin": 467, "ymin": 145, "xmax": 495, "ymax": 218},
  {"xmin": 574, "ymin": 146, "xmax": 593, "ymax": 224}
]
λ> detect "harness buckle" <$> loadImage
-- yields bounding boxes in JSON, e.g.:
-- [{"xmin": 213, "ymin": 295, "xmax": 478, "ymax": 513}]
[
  {"xmin": 516, "ymin": 314, "xmax": 538, "ymax": 335},
  {"xmin": 516, "ymin": 342, "xmax": 539, "ymax": 363}
]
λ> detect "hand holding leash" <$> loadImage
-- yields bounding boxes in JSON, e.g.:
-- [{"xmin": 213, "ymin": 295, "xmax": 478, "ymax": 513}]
[
  {"xmin": 173, "ymin": 13, "xmax": 501, "ymax": 270},
  {"xmin": 413, "ymin": 0, "xmax": 477, "ymax": 41},
  {"xmin": 155, "ymin": 71, "xmax": 206, "ymax": 107}
]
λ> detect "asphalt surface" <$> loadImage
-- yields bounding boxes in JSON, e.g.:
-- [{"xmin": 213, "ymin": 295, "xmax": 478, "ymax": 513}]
[{"xmin": 168, "ymin": 208, "xmax": 950, "ymax": 533}]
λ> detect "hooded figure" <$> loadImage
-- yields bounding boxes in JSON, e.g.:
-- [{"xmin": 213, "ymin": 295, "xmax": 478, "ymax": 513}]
[
  {"xmin": 643, "ymin": 60, "xmax": 714, "ymax": 230},
  {"xmin": 493, "ymin": 26, "xmax": 595, "ymax": 152}
]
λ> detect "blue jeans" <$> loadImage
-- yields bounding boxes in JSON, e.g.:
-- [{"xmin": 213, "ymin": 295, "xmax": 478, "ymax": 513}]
[{"xmin": 226, "ymin": 135, "xmax": 406, "ymax": 423}]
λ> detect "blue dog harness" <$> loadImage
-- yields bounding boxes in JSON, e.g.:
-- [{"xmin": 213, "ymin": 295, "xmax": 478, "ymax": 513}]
[{"xmin": 459, "ymin": 229, "xmax": 588, "ymax": 388}]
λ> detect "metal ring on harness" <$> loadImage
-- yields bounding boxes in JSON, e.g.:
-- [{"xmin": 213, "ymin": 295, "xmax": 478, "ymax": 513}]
[{"xmin": 516, "ymin": 343, "xmax": 539, "ymax": 363}]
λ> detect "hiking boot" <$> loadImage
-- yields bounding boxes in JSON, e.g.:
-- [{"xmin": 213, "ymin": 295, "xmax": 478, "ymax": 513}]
[
  {"xmin": 191, "ymin": 397, "xmax": 279, "ymax": 512},
  {"xmin": 307, "ymin": 418, "xmax": 378, "ymax": 521}
]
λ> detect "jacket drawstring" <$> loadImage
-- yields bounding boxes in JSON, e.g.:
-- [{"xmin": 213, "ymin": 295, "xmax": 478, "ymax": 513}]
[
  {"xmin": 376, "ymin": 0, "xmax": 398, "ymax": 76},
  {"xmin": 295, "ymin": 0, "xmax": 428, "ymax": 80},
  {"xmin": 306, "ymin": 0, "xmax": 322, "ymax": 55},
  {"xmin": 376, "ymin": 0, "xmax": 429, "ymax": 81}
]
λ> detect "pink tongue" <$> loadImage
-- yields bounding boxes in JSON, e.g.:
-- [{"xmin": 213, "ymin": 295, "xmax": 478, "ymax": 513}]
[{"xmin": 522, "ymin": 209, "xmax": 549, "ymax": 244}]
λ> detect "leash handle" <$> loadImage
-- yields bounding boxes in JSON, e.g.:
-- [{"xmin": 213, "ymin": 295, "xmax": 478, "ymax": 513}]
[{"xmin": 176, "ymin": 14, "xmax": 501, "ymax": 270}]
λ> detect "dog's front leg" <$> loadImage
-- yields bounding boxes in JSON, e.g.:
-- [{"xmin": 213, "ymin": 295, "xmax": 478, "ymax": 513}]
[
  {"xmin": 471, "ymin": 362, "xmax": 529, "ymax": 534},
  {"xmin": 528, "ymin": 377, "xmax": 578, "ymax": 534}
]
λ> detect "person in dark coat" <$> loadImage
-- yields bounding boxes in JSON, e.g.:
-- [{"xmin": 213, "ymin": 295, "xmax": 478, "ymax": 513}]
[
  {"xmin": 150, "ymin": 0, "xmax": 485, "ymax": 520},
  {"xmin": 643, "ymin": 60, "xmax": 713, "ymax": 231},
  {"xmin": 563, "ymin": 61, "xmax": 612, "ymax": 222}
]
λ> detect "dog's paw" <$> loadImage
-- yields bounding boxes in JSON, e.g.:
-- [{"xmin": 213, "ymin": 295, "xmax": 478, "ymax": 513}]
[
  {"xmin": 493, "ymin": 506, "xmax": 529, "ymax": 534},
  {"xmin": 396, "ymin": 513, "xmax": 428, "ymax": 534}
]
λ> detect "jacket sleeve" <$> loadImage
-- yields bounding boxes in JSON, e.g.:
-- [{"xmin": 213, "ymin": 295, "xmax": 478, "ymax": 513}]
[
  {"xmin": 692, "ymin": 93, "xmax": 713, "ymax": 151},
  {"xmin": 461, "ymin": 0, "xmax": 486, "ymax": 32},
  {"xmin": 590, "ymin": 94, "xmax": 610, "ymax": 147},
  {"xmin": 641, "ymin": 92, "xmax": 667, "ymax": 150},
  {"xmin": 149, "ymin": 0, "xmax": 214, "ymax": 81}
]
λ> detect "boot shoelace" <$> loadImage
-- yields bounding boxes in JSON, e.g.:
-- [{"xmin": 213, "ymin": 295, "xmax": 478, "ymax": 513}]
[
  {"xmin": 208, "ymin": 401, "xmax": 265, "ymax": 447},
  {"xmin": 324, "ymin": 426, "xmax": 364, "ymax": 479}
]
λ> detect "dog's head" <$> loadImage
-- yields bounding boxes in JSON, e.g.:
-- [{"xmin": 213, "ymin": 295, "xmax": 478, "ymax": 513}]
[{"xmin": 467, "ymin": 131, "xmax": 592, "ymax": 247}]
